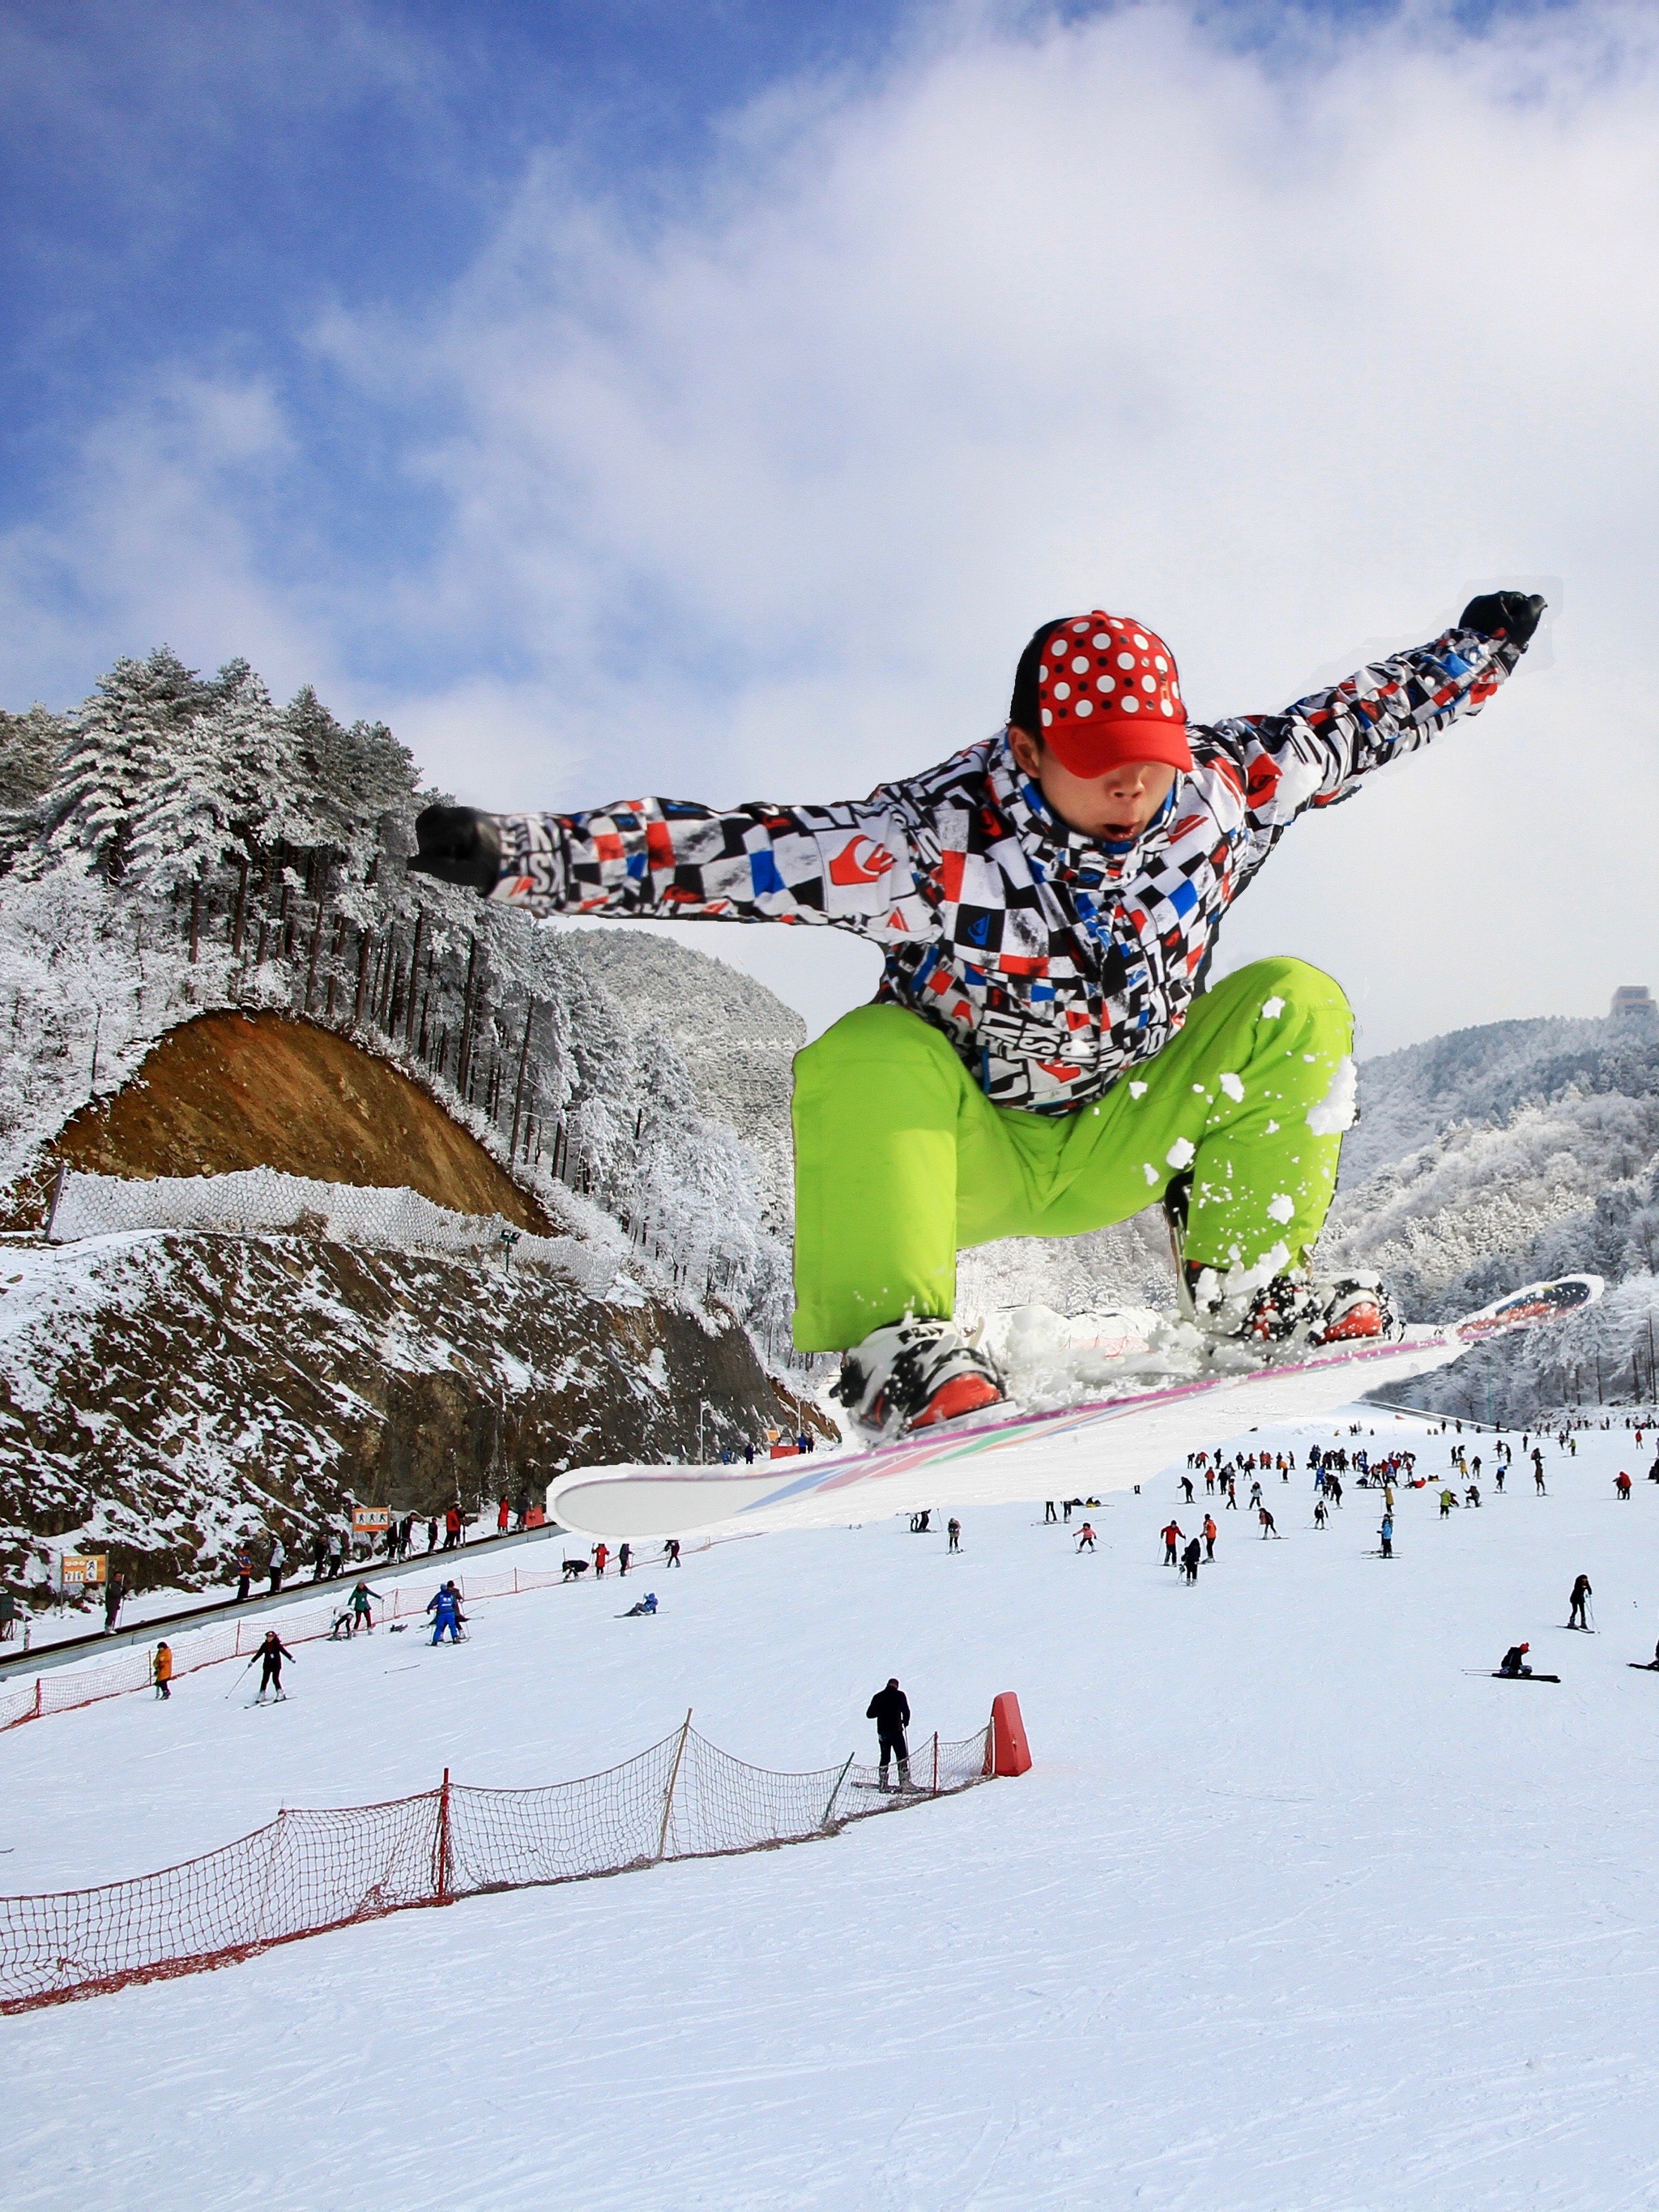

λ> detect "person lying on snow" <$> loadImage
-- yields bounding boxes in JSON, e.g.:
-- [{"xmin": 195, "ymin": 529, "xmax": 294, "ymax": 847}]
[{"xmin": 413, "ymin": 591, "xmax": 1545, "ymax": 1442}]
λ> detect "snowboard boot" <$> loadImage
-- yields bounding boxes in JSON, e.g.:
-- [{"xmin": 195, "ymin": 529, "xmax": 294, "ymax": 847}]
[
  {"xmin": 1183, "ymin": 1261, "xmax": 1397, "ymax": 1349},
  {"xmin": 832, "ymin": 1317, "xmax": 1007, "ymax": 1444}
]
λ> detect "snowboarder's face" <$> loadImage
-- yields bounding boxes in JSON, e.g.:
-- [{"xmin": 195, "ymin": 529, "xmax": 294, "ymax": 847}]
[{"xmin": 1008, "ymin": 727, "xmax": 1177, "ymax": 842}]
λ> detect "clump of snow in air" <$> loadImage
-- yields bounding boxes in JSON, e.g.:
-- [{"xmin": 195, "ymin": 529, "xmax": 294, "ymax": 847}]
[
  {"xmin": 1219, "ymin": 1072, "xmax": 1245, "ymax": 1102},
  {"xmin": 1128, "ymin": 1080, "xmax": 1149, "ymax": 1098},
  {"xmin": 1166, "ymin": 1138, "xmax": 1196, "ymax": 1169},
  {"xmin": 1267, "ymin": 1193, "xmax": 1296, "ymax": 1224},
  {"xmin": 1307, "ymin": 1055, "xmax": 1358, "ymax": 1137},
  {"xmin": 1260, "ymin": 995, "xmax": 1286, "ymax": 1018}
]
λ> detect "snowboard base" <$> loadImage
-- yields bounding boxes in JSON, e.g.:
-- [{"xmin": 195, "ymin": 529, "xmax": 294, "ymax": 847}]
[{"xmin": 550, "ymin": 1275, "xmax": 1601, "ymax": 1540}]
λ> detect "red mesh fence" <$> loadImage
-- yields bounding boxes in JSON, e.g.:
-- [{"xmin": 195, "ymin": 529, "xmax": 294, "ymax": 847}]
[{"xmin": 0, "ymin": 1716, "xmax": 997, "ymax": 2013}]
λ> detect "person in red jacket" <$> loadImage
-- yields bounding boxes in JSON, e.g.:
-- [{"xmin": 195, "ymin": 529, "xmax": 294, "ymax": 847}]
[
  {"xmin": 1616, "ymin": 1471, "xmax": 1632, "ymax": 1500},
  {"xmin": 1202, "ymin": 1514, "xmax": 1218, "ymax": 1561},
  {"xmin": 592, "ymin": 1542, "xmax": 609, "ymax": 1578},
  {"xmin": 1162, "ymin": 1520, "xmax": 1183, "ymax": 1565}
]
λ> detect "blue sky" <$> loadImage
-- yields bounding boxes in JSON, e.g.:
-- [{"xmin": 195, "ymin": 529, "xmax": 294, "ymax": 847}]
[{"xmin": 2, "ymin": 0, "xmax": 1653, "ymax": 1048}]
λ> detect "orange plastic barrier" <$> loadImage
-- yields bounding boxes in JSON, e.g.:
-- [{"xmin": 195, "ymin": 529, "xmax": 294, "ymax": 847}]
[{"xmin": 987, "ymin": 1691, "xmax": 1031, "ymax": 1777}]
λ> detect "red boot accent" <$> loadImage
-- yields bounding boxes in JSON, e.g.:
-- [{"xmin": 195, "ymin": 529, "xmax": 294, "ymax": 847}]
[
  {"xmin": 911, "ymin": 1373, "xmax": 1004, "ymax": 1429},
  {"xmin": 1320, "ymin": 1300, "xmax": 1383, "ymax": 1343}
]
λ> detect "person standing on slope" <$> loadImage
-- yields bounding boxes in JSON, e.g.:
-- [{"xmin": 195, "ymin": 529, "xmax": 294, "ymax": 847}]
[
  {"xmin": 1379, "ymin": 1512, "xmax": 1394, "ymax": 1559},
  {"xmin": 1569, "ymin": 1574, "xmax": 1592, "ymax": 1630},
  {"xmin": 428, "ymin": 1581, "xmax": 467, "ymax": 1645},
  {"xmin": 866, "ymin": 1678, "xmax": 911, "ymax": 1792},
  {"xmin": 254, "ymin": 1629, "xmax": 292, "ymax": 1702},
  {"xmin": 1181, "ymin": 1536, "xmax": 1202, "ymax": 1584},
  {"xmin": 1162, "ymin": 1519, "xmax": 1183, "ymax": 1565},
  {"xmin": 1203, "ymin": 1514, "xmax": 1218, "ymax": 1561},
  {"xmin": 412, "ymin": 594, "xmax": 1545, "ymax": 1441}
]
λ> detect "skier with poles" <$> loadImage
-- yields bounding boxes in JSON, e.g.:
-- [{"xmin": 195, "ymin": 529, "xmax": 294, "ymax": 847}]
[
  {"xmin": 1568, "ymin": 1574, "xmax": 1593, "ymax": 1631},
  {"xmin": 1180, "ymin": 1535, "xmax": 1202, "ymax": 1583},
  {"xmin": 866, "ymin": 1678, "xmax": 911, "ymax": 1792},
  {"xmin": 1379, "ymin": 1511, "xmax": 1394, "ymax": 1559},
  {"xmin": 412, "ymin": 593, "xmax": 1544, "ymax": 1439},
  {"xmin": 348, "ymin": 1581, "xmax": 384, "ymax": 1635},
  {"xmin": 1162, "ymin": 1520, "xmax": 1183, "ymax": 1565},
  {"xmin": 254, "ymin": 1629, "xmax": 293, "ymax": 1702}
]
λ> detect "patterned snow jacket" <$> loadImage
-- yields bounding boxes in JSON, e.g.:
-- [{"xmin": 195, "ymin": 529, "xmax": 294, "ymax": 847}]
[{"xmin": 489, "ymin": 625, "xmax": 1525, "ymax": 1113}]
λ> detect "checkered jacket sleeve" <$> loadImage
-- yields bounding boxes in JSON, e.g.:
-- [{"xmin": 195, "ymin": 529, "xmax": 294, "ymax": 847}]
[
  {"xmin": 1201, "ymin": 624, "xmax": 1525, "ymax": 847},
  {"xmin": 485, "ymin": 792, "xmax": 929, "ymax": 939}
]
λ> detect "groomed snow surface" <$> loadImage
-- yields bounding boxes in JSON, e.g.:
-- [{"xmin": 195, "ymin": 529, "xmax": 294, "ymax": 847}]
[{"xmin": 8, "ymin": 1409, "xmax": 1659, "ymax": 2210}]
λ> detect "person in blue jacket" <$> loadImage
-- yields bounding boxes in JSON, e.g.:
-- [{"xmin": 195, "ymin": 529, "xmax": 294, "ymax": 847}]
[{"xmin": 428, "ymin": 1580, "xmax": 467, "ymax": 1644}]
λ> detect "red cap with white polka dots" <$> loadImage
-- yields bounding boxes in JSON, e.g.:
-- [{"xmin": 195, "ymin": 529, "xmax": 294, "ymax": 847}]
[{"xmin": 1035, "ymin": 613, "xmax": 1191, "ymax": 778}]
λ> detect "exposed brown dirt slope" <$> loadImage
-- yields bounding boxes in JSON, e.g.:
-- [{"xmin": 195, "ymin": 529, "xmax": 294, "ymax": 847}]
[{"xmin": 45, "ymin": 1013, "xmax": 551, "ymax": 1232}]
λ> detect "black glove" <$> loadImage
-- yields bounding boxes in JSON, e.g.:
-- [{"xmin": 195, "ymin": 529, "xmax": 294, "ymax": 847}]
[
  {"xmin": 407, "ymin": 805, "xmax": 501, "ymax": 895},
  {"xmin": 1458, "ymin": 591, "xmax": 1546, "ymax": 647}
]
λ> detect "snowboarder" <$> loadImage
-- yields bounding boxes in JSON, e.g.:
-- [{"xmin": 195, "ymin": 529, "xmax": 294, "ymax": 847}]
[
  {"xmin": 622, "ymin": 1591, "xmax": 659, "ymax": 1617},
  {"xmin": 1181, "ymin": 1536, "xmax": 1201, "ymax": 1583},
  {"xmin": 1162, "ymin": 1520, "xmax": 1183, "ymax": 1565},
  {"xmin": 1499, "ymin": 1642, "xmax": 1533, "ymax": 1678},
  {"xmin": 254, "ymin": 1629, "xmax": 292, "ymax": 1700},
  {"xmin": 427, "ymin": 1582, "xmax": 466, "ymax": 1645},
  {"xmin": 664, "ymin": 1539, "xmax": 682, "ymax": 1567},
  {"xmin": 1569, "ymin": 1574, "xmax": 1592, "ymax": 1630},
  {"xmin": 1617, "ymin": 1471, "xmax": 1632, "ymax": 1501},
  {"xmin": 947, "ymin": 1517, "xmax": 962, "ymax": 1552},
  {"xmin": 153, "ymin": 1642, "xmax": 173, "ymax": 1700},
  {"xmin": 866, "ymin": 1678, "xmax": 911, "ymax": 1791},
  {"xmin": 1202, "ymin": 1514, "xmax": 1217, "ymax": 1561},
  {"xmin": 412, "ymin": 594, "xmax": 1543, "ymax": 1439},
  {"xmin": 1076, "ymin": 1522, "xmax": 1097, "ymax": 1552}
]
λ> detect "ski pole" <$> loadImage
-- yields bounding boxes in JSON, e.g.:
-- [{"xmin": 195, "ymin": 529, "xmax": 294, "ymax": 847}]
[{"xmin": 224, "ymin": 1654, "xmax": 260, "ymax": 1699}]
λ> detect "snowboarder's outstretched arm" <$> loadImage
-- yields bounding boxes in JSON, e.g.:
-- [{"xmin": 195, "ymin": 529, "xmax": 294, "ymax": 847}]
[
  {"xmin": 1204, "ymin": 592, "xmax": 1544, "ymax": 844},
  {"xmin": 412, "ymin": 786, "xmax": 930, "ymax": 942}
]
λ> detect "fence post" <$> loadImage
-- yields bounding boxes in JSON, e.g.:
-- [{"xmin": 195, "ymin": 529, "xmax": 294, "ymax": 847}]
[
  {"xmin": 433, "ymin": 1768, "xmax": 454, "ymax": 1904},
  {"xmin": 656, "ymin": 1709, "xmax": 693, "ymax": 1863},
  {"xmin": 821, "ymin": 1751, "xmax": 855, "ymax": 1830}
]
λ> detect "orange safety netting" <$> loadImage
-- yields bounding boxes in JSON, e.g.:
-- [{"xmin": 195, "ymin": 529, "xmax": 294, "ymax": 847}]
[{"xmin": 0, "ymin": 1718, "xmax": 996, "ymax": 2013}]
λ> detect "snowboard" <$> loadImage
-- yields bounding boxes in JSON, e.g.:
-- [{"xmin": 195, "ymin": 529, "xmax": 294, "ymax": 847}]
[{"xmin": 548, "ymin": 1275, "xmax": 1601, "ymax": 1539}]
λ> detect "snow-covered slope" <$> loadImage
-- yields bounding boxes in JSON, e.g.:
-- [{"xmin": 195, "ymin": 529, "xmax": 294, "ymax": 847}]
[{"xmin": 8, "ymin": 1407, "xmax": 1659, "ymax": 2210}]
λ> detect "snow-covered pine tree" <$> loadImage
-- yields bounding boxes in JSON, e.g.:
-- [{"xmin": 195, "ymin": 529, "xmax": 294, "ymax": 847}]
[{"xmin": 39, "ymin": 647, "xmax": 217, "ymax": 879}]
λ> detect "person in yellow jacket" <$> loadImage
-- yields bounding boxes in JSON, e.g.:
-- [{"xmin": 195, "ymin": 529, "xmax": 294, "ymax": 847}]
[{"xmin": 153, "ymin": 1642, "xmax": 173, "ymax": 1700}]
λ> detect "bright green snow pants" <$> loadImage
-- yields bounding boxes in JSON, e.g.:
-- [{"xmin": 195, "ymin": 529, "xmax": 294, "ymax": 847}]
[{"xmin": 790, "ymin": 956, "xmax": 1353, "ymax": 1351}]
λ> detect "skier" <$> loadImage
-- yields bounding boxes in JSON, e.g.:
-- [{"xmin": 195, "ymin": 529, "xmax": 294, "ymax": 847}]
[
  {"xmin": 1162, "ymin": 1520, "xmax": 1183, "ymax": 1565},
  {"xmin": 1180, "ymin": 1475, "xmax": 1195, "ymax": 1504},
  {"xmin": 348, "ymin": 1581, "xmax": 383, "ymax": 1635},
  {"xmin": 1616, "ymin": 1471, "xmax": 1632, "ymax": 1501},
  {"xmin": 412, "ymin": 593, "xmax": 1543, "ymax": 1438},
  {"xmin": 622, "ymin": 1591, "xmax": 659, "ymax": 1617},
  {"xmin": 866, "ymin": 1678, "xmax": 911, "ymax": 1791},
  {"xmin": 1465, "ymin": 1484, "xmax": 1481, "ymax": 1508},
  {"xmin": 1045, "ymin": 1501, "xmax": 1058, "ymax": 1523},
  {"xmin": 1313, "ymin": 1498, "xmax": 1328, "ymax": 1529},
  {"xmin": 427, "ymin": 1582, "xmax": 467, "ymax": 1645},
  {"xmin": 592, "ymin": 1542, "xmax": 609, "ymax": 1578},
  {"xmin": 1499, "ymin": 1642, "xmax": 1533, "ymax": 1678},
  {"xmin": 1181, "ymin": 1536, "xmax": 1201, "ymax": 1584},
  {"xmin": 1379, "ymin": 1511, "xmax": 1393, "ymax": 1559},
  {"xmin": 1494, "ymin": 1463, "xmax": 1505, "ymax": 1494},
  {"xmin": 254, "ymin": 1629, "xmax": 292, "ymax": 1701},
  {"xmin": 1568, "ymin": 1574, "xmax": 1592, "ymax": 1630},
  {"xmin": 664, "ymin": 1539, "xmax": 682, "ymax": 1567},
  {"xmin": 1258, "ymin": 1506, "xmax": 1280, "ymax": 1539},
  {"xmin": 618, "ymin": 1541, "xmax": 632, "ymax": 1578},
  {"xmin": 947, "ymin": 1517, "xmax": 962, "ymax": 1552},
  {"xmin": 1439, "ymin": 1488, "xmax": 1458, "ymax": 1518},
  {"xmin": 1202, "ymin": 1514, "xmax": 1217, "ymax": 1561},
  {"xmin": 1076, "ymin": 1522, "xmax": 1097, "ymax": 1552},
  {"xmin": 153, "ymin": 1642, "xmax": 173, "ymax": 1700}
]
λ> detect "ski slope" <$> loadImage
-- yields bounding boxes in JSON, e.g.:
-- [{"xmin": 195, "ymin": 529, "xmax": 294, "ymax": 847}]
[{"xmin": 7, "ymin": 1408, "xmax": 1659, "ymax": 2210}]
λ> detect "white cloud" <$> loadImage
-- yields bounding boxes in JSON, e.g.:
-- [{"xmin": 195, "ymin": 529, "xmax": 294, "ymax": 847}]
[{"xmin": 6, "ymin": 1, "xmax": 1659, "ymax": 1046}]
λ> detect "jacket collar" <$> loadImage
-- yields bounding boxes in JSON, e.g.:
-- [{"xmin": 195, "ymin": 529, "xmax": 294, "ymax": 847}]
[{"xmin": 988, "ymin": 730, "xmax": 1179, "ymax": 881}]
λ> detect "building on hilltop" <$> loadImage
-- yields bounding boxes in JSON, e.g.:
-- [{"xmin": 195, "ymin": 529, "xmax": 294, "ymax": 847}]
[{"xmin": 1610, "ymin": 985, "xmax": 1656, "ymax": 1019}]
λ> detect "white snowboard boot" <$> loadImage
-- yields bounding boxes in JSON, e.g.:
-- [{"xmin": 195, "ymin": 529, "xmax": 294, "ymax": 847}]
[{"xmin": 832, "ymin": 1317, "xmax": 1007, "ymax": 1444}]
